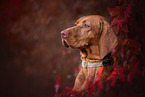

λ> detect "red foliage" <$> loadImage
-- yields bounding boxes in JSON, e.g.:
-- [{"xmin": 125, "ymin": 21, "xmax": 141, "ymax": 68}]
[
  {"xmin": 108, "ymin": 1, "xmax": 134, "ymax": 34},
  {"xmin": 55, "ymin": 75, "xmax": 61, "ymax": 97},
  {"xmin": 127, "ymin": 70, "xmax": 136, "ymax": 85},
  {"xmin": 94, "ymin": 77, "xmax": 104, "ymax": 90},
  {"xmin": 98, "ymin": 67, "xmax": 104, "ymax": 77},
  {"xmin": 127, "ymin": 60, "xmax": 139, "ymax": 85},
  {"xmin": 111, "ymin": 79, "xmax": 117, "ymax": 87},
  {"xmin": 95, "ymin": 67, "xmax": 104, "ymax": 90},
  {"xmin": 107, "ymin": 71, "xmax": 117, "ymax": 81},
  {"xmin": 107, "ymin": 66, "xmax": 126, "ymax": 87},
  {"xmin": 61, "ymin": 88, "xmax": 80, "ymax": 97},
  {"xmin": 83, "ymin": 67, "xmax": 104, "ymax": 96},
  {"xmin": 86, "ymin": 82, "xmax": 96, "ymax": 95},
  {"xmin": 107, "ymin": 0, "xmax": 145, "ymax": 92}
]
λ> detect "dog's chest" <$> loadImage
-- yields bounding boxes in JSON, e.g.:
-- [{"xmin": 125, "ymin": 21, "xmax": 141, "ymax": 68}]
[{"xmin": 82, "ymin": 67, "xmax": 101, "ymax": 79}]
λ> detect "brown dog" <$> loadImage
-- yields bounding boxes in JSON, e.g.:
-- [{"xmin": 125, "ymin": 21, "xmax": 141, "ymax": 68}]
[{"xmin": 61, "ymin": 15, "xmax": 118, "ymax": 91}]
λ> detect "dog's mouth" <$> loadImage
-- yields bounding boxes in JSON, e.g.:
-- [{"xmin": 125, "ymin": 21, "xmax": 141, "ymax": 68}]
[{"xmin": 62, "ymin": 40, "xmax": 69, "ymax": 48}]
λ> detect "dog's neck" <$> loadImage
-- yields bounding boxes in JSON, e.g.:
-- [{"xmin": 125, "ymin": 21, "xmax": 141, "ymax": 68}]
[{"xmin": 80, "ymin": 45, "xmax": 102, "ymax": 62}]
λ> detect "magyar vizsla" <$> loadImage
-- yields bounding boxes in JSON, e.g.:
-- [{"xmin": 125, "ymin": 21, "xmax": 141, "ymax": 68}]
[{"xmin": 61, "ymin": 15, "xmax": 118, "ymax": 91}]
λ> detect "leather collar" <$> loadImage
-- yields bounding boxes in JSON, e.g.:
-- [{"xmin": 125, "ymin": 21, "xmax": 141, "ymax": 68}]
[
  {"xmin": 82, "ymin": 60, "xmax": 103, "ymax": 68},
  {"xmin": 81, "ymin": 59, "xmax": 113, "ymax": 69}
]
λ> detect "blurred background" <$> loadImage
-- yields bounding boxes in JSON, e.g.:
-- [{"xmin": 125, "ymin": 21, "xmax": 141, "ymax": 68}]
[{"xmin": 0, "ymin": 0, "xmax": 145, "ymax": 97}]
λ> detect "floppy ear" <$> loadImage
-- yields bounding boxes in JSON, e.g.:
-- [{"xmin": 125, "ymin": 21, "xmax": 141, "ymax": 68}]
[{"xmin": 99, "ymin": 19, "xmax": 118, "ymax": 59}]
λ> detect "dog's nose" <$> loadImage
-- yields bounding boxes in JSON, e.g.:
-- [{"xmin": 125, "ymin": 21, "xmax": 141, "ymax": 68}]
[{"xmin": 61, "ymin": 30, "xmax": 68, "ymax": 38}]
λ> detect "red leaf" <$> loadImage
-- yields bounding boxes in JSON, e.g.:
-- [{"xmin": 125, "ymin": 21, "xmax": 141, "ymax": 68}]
[
  {"xmin": 98, "ymin": 67, "xmax": 104, "ymax": 77},
  {"xmin": 85, "ymin": 80, "xmax": 91, "ymax": 89},
  {"xmin": 117, "ymin": 20, "xmax": 123, "ymax": 27},
  {"xmin": 111, "ymin": 79, "xmax": 117, "ymax": 87},
  {"xmin": 107, "ymin": 71, "xmax": 117, "ymax": 80},
  {"xmin": 111, "ymin": 18, "xmax": 119, "ymax": 25}
]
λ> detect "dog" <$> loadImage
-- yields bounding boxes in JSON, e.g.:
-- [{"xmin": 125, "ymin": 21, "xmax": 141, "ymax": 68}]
[{"xmin": 61, "ymin": 15, "xmax": 118, "ymax": 91}]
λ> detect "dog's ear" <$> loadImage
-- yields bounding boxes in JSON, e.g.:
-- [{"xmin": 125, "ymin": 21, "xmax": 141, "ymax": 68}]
[{"xmin": 99, "ymin": 19, "xmax": 118, "ymax": 59}]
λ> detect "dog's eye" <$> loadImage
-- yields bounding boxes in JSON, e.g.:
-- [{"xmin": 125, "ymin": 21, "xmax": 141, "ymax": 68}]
[{"xmin": 83, "ymin": 24, "xmax": 90, "ymax": 28}]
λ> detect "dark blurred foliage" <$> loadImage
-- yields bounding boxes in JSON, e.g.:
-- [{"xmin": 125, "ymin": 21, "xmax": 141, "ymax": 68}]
[{"xmin": 0, "ymin": 0, "xmax": 145, "ymax": 97}]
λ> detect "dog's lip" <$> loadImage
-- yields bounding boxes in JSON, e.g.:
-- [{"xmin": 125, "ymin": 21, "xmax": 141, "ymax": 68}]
[{"xmin": 62, "ymin": 40, "xmax": 69, "ymax": 48}]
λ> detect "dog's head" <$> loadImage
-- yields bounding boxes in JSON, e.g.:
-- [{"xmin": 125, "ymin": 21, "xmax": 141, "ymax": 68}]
[{"xmin": 61, "ymin": 15, "xmax": 118, "ymax": 60}]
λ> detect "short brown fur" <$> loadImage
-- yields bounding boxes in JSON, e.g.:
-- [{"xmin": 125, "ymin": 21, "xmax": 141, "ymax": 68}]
[{"xmin": 61, "ymin": 15, "xmax": 118, "ymax": 91}]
